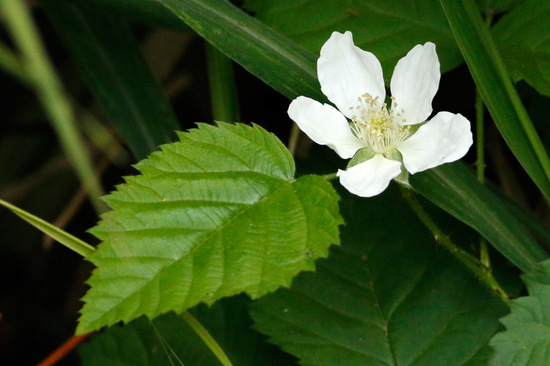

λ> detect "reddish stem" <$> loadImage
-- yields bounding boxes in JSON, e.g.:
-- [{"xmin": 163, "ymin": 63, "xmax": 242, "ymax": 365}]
[{"xmin": 37, "ymin": 332, "xmax": 92, "ymax": 366}]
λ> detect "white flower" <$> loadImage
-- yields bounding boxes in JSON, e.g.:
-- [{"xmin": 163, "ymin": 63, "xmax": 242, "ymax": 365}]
[{"xmin": 288, "ymin": 31, "xmax": 473, "ymax": 197}]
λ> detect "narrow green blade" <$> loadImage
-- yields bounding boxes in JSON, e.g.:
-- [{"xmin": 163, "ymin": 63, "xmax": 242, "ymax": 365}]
[
  {"xmin": 439, "ymin": 0, "xmax": 550, "ymax": 201},
  {"xmin": 0, "ymin": 199, "xmax": 94, "ymax": 257}
]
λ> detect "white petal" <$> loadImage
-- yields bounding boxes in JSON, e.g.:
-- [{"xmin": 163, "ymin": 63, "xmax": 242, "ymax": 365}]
[
  {"xmin": 318, "ymin": 31, "xmax": 386, "ymax": 119},
  {"xmin": 390, "ymin": 42, "xmax": 440, "ymax": 125},
  {"xmin": 337, "ymin": 154, "xmax": 402, "ymax": 197},
  {"xmin": 397, "ymin": 112, "xmax": 473, "ymax": 174},
  {"xmin": 288, "ymin": 96, "xmax": 364, "ymax": 159}
]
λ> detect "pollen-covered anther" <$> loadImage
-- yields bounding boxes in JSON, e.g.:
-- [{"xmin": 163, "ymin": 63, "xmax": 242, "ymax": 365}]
[{"xmin": 350, "ymin": 93, "xmax": 410, "ymax": 153}]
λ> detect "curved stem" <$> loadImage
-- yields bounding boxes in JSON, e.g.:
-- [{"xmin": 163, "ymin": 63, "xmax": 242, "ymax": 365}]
[
  {"xmin": 401, "ymin": 188, "xmax": 511, "ymax": 305},
  {"xmin": 37, "ymin": 332, "xmax": 92, "ymax": 366}
]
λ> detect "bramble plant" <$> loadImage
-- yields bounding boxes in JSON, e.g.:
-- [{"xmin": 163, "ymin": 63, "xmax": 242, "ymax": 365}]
[{"xmin": 1, "ymin": 0, "xmax": 550, "ymax": 365}]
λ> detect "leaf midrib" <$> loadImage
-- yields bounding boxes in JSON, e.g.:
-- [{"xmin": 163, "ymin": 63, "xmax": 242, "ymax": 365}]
[{"xmin": 84, "ymin": 176, "xmax": 299, "ymax": 329}]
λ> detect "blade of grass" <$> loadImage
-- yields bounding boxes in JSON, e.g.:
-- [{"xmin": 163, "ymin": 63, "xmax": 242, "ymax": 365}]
[
  {"xmin": 439, "ymin": 0, "xmax": 550, "ymax": 201},
  {"xmin": 0, "ymin": 0, "xmax": 105, "ymax": 213},
  {"xmin": 0, "ymin": 199, "xmax": 94, "ymax": 257}
]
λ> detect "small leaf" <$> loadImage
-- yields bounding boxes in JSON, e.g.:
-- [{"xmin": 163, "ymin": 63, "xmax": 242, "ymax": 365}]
[
  {"xmin": 252, "ymin": 186, "xmax": 509, "ymax": 365},
  {"xmin": 489, "ymin": 259, "xmax": 550, "ymax": 366},
  {"xmin": 77, "ymin": 123, "xmax": 342, "ymax": 334}
]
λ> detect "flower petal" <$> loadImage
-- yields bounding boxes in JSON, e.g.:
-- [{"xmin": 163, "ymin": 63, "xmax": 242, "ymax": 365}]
[
  {"xmin": 318, "ymin": 31, "xmax": 385, "ymax": 119},
  {"xmin": 288, "ymin": 96, "xmax": 364, "ymax": 159},
  {"xmin": 390, "ymin": 42, "xmax": 440, "ymax": 125},
  {"xmin": 397, "ymin": 112, "xmax": 473, "ymax": 174},
  {"xmin": 337, "ymin": 154, "xmax": 402, "ymax": 197}
]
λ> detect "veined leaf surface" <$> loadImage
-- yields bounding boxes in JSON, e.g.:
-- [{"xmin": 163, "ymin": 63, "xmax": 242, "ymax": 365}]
[
  {"xmin": 77, "ymin": 123, "xmax": 342, "ymax": 334},
  {"xmin": 252, "ymin": 186, "xmax": 509, "ymax": 365},
  {"xmin": 489, "ymin": 258, "xmax": 550, "ymax": 365}
]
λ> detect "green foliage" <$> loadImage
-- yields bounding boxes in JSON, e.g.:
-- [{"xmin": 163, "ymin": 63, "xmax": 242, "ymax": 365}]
[
  {"xmin": 493, "ymin": 0, "xmax": 550, "ymax": 99},
  {"xmin": 489, "ymin": 259, "xmax": 550, "ymax": 365},
  {"xmin": 243, "ymin": 0, "xmax": 463, "ymax": 80},
  {"xmin": 2, "ymin": 0, "xmax": 550, "ymax": 364},
  {"xmin": 159, "ymin": 0, "xmax": 545, "ymax": 273},
  {"xmin": 77, "ymin": 123, "xmax": 342, "ymax": 334},
  {"xmin": 252, "ymin": 186, "xmax": 509, "ymax": 365}
]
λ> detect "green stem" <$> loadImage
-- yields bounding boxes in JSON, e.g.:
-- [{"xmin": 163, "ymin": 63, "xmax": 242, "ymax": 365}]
[
  {"xmin": 475, "ymin": 91, "xmax": 486, "ymax": 185},
  {"xmin": 322, "ymin": 172, "xmax": 338, "ymax": 181},
  {"xmin": 475, "ymin": 89, "xmax": 492, "ymax": 270},
  {"xmin": 401, "ymin": 189, "xmax": 511, "ymax": 305},
  {"xmin": 205, "ymin": 42, "xmax": 240, "ymax": 122},
  {"xmin": 0, "ymin": 0, "xmax": 106, "ymax": 214},
  {"xmin": 181, "ymin": 311, "xmax": 233, "ymax": 366},
  {"xmin": 288, "ymin": 123, "xmax": 300, "ymax": 156}
]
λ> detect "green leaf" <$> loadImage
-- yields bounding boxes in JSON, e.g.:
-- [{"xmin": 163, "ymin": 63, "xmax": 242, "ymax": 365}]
[
  {"xmin": 489, "ymin": 258, "xmax": 550, "ymax": 365},
  {"xmin": 411, "ymin": 163, "xmax": 548, "ymax": 273},
  {"xmin": 243, "ymin": 0, "xmax": 463, "ymax": 81},
  {"xmin": 493, "ymin": 0, "xmax": 550, "ymax": 98},
  {"xmin": 252, "ymin": 186, "xmax": 509, "ymax": 365},
  {"xmin": 159, "ymin": 0, "xmax": 545, "ymax": 272},
  {"xmin": 79, "ymin": 296, "xmax": 294, "ymax": 366},
  {"xmin": 42, "ymin": 1, "xmax": 180, "ymax": 160},
  {"xmin": 0, "ymin": 199, "xmax": 94, "ymax": 257},
  {"xmin": 439, "ymin": 0, "xmax": 550, "ymax": 201},
  {"xmin": 77, "ymin": 123, "xmax": 342, "ymax": 334}
]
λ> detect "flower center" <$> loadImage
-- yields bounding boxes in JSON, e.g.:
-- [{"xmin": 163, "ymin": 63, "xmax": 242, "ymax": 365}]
[{"xmin": 349, "ymin": 93, "xmax": 410, "ymax": 154}]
